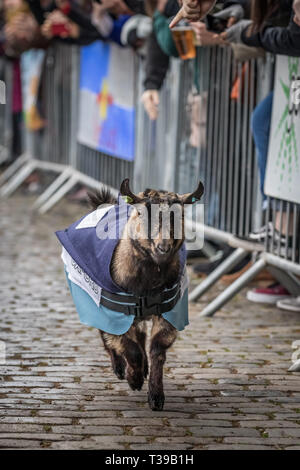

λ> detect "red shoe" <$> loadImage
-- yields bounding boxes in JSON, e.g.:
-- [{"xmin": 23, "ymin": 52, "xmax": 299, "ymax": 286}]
[{"xmin": 247, "ymin": 283, "xmax": 291, "ymax": 304}]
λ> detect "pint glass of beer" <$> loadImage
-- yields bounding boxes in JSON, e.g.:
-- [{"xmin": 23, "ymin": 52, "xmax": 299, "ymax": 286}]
[{"xmin": 171, "ymin": 26, "xmax": 196, "ymax": 60}]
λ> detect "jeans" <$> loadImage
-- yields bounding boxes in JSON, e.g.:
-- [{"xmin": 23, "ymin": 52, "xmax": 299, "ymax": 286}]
[{"xmin": 251, "ymin": 91, "xmax": 274, "ymax": 209}]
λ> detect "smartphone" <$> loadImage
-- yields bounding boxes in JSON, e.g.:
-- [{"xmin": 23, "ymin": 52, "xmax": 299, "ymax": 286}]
[
  {"xmin": 205, "ymin": 14, "xmax": 227, "ymax": 34},
  {"xmin": 51, "ymin": 23, "xmax": 70, "ymax": 36}
]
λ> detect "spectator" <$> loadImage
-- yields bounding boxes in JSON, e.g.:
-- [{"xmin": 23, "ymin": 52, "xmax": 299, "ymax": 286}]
[{"xmin": 221, "ymin": 0, "xmax": 300, "ymax": 305}]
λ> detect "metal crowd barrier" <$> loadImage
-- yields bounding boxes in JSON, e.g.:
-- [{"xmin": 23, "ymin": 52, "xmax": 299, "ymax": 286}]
[
  {"xmin": 0, "ymin": 57, "xmax": 13, "ymax": 165},
  {"xmin": 136, "ymin": 46, "xmax": 274, "ymax": 234},
  {"xmin": 0, "ymin": 44, "xmax": 78, "ymax": 206},
  {"xmin": 0, "ymin": 43, "xmax": 133, "ymax": 211}
]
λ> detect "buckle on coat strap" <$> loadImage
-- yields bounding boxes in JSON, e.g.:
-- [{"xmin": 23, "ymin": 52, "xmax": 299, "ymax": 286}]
[{"xmin": 127, "ymin": 302, "xmax": 161, "ymax": 318}]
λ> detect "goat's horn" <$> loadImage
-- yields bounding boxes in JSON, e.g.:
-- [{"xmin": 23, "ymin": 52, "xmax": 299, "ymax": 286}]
[
  {"xmin": 120, "ymin": 178, "xmax": 141, "ymax": 203},
  {"xmin": 180, "ymin": 181, "xmax": 204, "ymax": 204}
]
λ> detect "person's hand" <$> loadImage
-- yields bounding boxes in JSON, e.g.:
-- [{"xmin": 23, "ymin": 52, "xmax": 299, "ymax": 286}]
[
  {"xmin": 6, "ymin": 13, "xmax": 38, "ymax": 42},
  {"xmin": 92, "ymin": 2, "xmax": 107, "ymax": 18},
  {"xmin": 141, "ymin": 90, "xmax": 159, "ymax": 121},
  {"xmin": 41, "ymin": 10, "xmax": 67, "ymax": 38},
  {"xmin": 4, "ymin": 23, "xmax": 16, "ymax": 43},
  {"xmin": 293, "ymin": 0, "xmax": 300, "ymax": 25},
  {"xmin": 170, "ymin": 0, "xmax": 216, "ymax": 28},
  {"xmin": 41, "ymin": 17, "xmax": 53, "ymax": 39},
  {"xmin": 213, "ymin": 4, "xmax": 244, "ymax": 28},
  {"xmin": 220, "ymin": 19, "xmax": 252, "ymax": 43},
  {"xmin": 41, "ymin": 10, "xmax": 79, "ymax": 39},
  {"xmin": 190, "ymin": 21, "xmax": 227, "ymax": 46}
]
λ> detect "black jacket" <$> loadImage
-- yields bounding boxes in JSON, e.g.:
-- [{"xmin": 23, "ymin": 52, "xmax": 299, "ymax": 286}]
[
  {"xmin": 241, "ymin": 0, "xmax": 300, "ymax": 56},
  {"xmin": 144, "ymin": 30, "xmax": 171, "ymax": 90},
  {"xmin": 144, "ymin": 0, "xmax": 179, "ymax": 90}
]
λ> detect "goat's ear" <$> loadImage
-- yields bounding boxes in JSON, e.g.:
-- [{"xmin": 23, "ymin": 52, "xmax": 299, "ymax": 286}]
[
  {"xmin": 120, "ymin": 178, "xmax": 142, "ymax": 204},
  {"xmin": 179, "ymin": 181, "xmax": 204, "ymax": 205}
]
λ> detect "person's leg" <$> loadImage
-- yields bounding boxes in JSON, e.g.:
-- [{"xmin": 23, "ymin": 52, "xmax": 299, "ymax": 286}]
[
  {"xmin": 251, "ymin": 91, "xmax": 274, "ymax": 204},
  {"xmin": 248, "ymin": 92, "xmax": 293, "ymax": 304}
]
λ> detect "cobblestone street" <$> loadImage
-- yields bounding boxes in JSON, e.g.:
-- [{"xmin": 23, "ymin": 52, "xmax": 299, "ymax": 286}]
[{"xmin": 1, "ymin": 194, "xmax": 300, "ymax": 450}]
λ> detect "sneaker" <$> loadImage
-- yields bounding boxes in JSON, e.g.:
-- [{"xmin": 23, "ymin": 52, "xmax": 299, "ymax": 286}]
[
  {"xmin": 247, "ymin": 283, "xmax": 291, "ymax": 304},
  {"xmin": 249, "ymin": 222, "xmax": 272, "ymax": 241},
  {"xmin": 277, "ymin": 296, "xmax": 300, "ymax": 312},
  {"xmin": 249, "ymin": 222, "xmax": 287, "ymax": 244}
]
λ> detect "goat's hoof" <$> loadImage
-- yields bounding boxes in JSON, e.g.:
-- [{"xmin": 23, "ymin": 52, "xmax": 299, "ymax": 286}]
[
  {"xmin": 113, "ymin": 358, "xmax": 126, "ymax": 380},
  {"xmin": 148, "ymin": 392, "xmax": 165, "ymax": 411},
  {"xmin": 114, "ymin": 368, "xmax": 125, "ymax": 380},
  {"xmin": 127, "ymin": 374, "xmax": 144, "ymax": 391}
]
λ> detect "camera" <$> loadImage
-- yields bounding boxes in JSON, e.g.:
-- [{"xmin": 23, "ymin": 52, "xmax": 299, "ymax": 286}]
[{"xmin": 205, "ymin": 14, "xmax": 227, "ymax": 34}]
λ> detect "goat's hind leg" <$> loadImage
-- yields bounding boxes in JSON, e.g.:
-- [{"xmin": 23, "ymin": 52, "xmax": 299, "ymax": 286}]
[
  {"xmin": 99, "ymin": 330, "xmax": 126, "ymax": 380},
  {"xmin": 148, "ymin": 317, "xmax": 177, "ymax": 411}
]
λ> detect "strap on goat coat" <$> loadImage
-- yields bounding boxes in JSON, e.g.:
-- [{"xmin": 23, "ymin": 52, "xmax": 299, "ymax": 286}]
[{"xmin": 56, "ymin": 196, "xmax": 189, "ymax": 334}]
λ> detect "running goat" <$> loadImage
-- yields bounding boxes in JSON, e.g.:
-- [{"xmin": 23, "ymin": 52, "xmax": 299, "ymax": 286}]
[
  {"xmin": 57, "ymin": 179, "xmax": 203, "ymax": 410},
  {"xmin": 90, "ymin": 179, "xmax": 203, "ymax": 410}
]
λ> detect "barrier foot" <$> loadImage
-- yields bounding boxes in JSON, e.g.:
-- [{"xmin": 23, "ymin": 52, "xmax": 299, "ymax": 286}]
[
  {"xmin": 38, "ymin": 174, "xmax": 78, "ymax": 214},
  {"xmin": 199, "ymin": 258, "xmax": 267, "ymax": 317},
  {"xmin": 267, "ymin": 265, "xmax": 300, "ymax": 296},
  {"xmin": 201, "ymin": 240, "xmax": 220, "ymax": 259},
  {"xmin": 289, "ymin": 360, "xmax": 300, "ymax": 372},
  {"xmin": 33, "ymin": 168, "xmax": 72, "ymax": 209},
  {"xmin": 0, "ymin": 153, "xmax": 30, "ymax": 187},
  {"xmin": 189, "ymin": 247, "xmax": 249, "ymax": 302},
  {"xmin": 0, "ymin": 161, "xmax": 36, "ymax": 197}
]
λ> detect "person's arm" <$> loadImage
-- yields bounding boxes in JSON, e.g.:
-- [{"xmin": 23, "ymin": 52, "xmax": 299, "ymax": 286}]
[
  {"xmin": 141, "ymin": 31, "xmax": 170, "ymax": 120},
  {"xmin": 144, "ymin": 31, "xmax": 169, "ymax": 91},
  {"xmin": 212, "ymin": 2, "xmax": 245, "ymax": 28},
  {"xmin": 241, "ymin": 13, "xmax": 300, "ymax": 56}
]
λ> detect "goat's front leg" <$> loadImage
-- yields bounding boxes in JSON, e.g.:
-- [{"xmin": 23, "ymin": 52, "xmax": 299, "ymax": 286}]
[
  {"xmin": 122, "ymin": 329, "xmax": 145, "ymax": 391},
  {"xmin": 148, "ymin": 317, "xmax": 177, "ymax": 411},
  {"xmin": 101, "ymin": 327, "xmax": 145, "ymax": 391}
]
